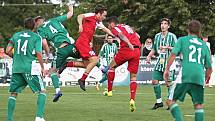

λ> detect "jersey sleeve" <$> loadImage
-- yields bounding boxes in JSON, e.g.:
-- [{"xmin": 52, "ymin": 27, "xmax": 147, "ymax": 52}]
[
  {"xmin": 96, "ymin": 22, "xmax": 105, "ymax": 29},
  {"xmin": 152, "ymin": 35, "xmax": 157, "ymax": 52},
  {"xmin": 112, "ymin": 27, "xmax": 121, "ymax": 37},
  {"xmin": 37, "ymin": 28, "xmax": 47, "ymax": 39},
  {"xmin": 171, "ymin": 34, "xmax": 177, "ymax": 47},
  {"xmin": 7, "ymin": 36, "xmax": 14, "ymax": 47},
  {"xmin": 99, "ymin": 44, "xmax": 105, "ymax": 57},
  {"xmin": 52, "ymin": 14, "xmax": 67, "ymax": 22},
  {"xmin": 204, "ymin": 45, "xmax": 212, "ymax": 69},
  {"xmin": 172, "ymin": 37, "xmax": 182, "ymax": 55},
  {"xmin": 35, "ymin": 35, "xmax": 42, "ymax": 53}
]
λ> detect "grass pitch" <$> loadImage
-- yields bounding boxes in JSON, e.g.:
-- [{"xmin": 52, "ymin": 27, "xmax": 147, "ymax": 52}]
[{"xmin": 0, "ymin": 85, "xmax": 215, "ymax": 121}]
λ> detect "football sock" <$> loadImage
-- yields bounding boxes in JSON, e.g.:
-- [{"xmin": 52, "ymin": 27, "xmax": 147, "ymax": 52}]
[
  {"xmin": 170, "ymin": 103, "xmax": 183, "ymax": 121},
  {"xmin": 81, "ymin": 72, "xmax": 89, "ymax": 81},
  {"xmin": 130, "ymin": 80, "xmax": 137, "ymax": 100},
  {"xmin": 7, "ymin": 96, "xmax": 16, "ymax": 121},
  {"xmin": 154, "ymin": 84, "xmax": 162, "ymax": 103},
  {"xmin": 50, "ymin": 73, "xmax": 60, "ymax": 89},
  {"xmin": 195, "ymin": 109, "xmax": 204, "ymax": 121},
  {"xmin": 36, "ymin": 93, "xmax": 46, "ymax": 118},
  {"xmin": 107, "ymin": 69, "xmax": 115, "ymax": 92}
]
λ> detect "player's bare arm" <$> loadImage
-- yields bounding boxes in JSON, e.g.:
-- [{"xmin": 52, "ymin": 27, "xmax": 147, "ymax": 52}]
[
  {"xmin": 146, "ymin": 49, "xmax": 155, "ymax": 64},
  {"xmin": 67, "ymin": 4, "xmax": 73, "ymax": 19},
  {"xmin": 77, "ymin": 14, "xmax": 84, "ymax": 33},
  {"xmin": 102, "ymin": 27, "xmax": 115, "ymax": 37},
  {"xmin": 117, "ymin": 32, "xmax": 134, "ymax": 50},
  {"xmin": 42, "ymin": 39, "xmax": 50, "ymax": 63},
  {"xmin": 164, "ymin": 53, "xmax": 176, "ymax": 86},
  {"xmin": 6, "ymin": 44, "xmax": 14, "ymax": 58}
]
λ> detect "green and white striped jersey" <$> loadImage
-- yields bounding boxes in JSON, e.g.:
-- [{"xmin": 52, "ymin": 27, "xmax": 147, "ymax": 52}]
[
  {"xmin": 153, "ymin": 32, "xmax": 177, "ymax": 72},
  {"xmin": 99, "ymin": 43, "xmax": 118, "ymax": 66}
]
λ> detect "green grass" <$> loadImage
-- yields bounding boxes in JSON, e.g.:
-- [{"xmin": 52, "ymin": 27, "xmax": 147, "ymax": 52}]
[{"xmin": 0, "ymin": 85, "xmax": 215, "ymax": 121}]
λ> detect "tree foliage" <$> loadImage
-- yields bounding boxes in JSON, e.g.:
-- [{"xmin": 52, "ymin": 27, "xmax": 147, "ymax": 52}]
[{"xmin": 0, "ymin": 0, "xmax": 215, "ymax": 47}]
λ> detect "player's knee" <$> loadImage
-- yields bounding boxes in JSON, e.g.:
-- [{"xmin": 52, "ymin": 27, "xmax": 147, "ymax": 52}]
[
  {"xmin": 194, "ymin": 104, "xmax": 203, "ymax": 109},
  {"xmin": 40, "ymin": 90, "xmax": 46, "ymax": 93},
  {"xmin": 152, "ymin": 80, "xmax": 159, "ymax": 85},
  {"xmin": 11, "ymin": 92, "xmax": 18, "ymax": 98},
  {"xmin": 166, "ymin": 99, "xmax": 175, "ymax": 107},
  {"xmin": 130, "ymin": 73, "xmax": 137, "ymax": 80}
]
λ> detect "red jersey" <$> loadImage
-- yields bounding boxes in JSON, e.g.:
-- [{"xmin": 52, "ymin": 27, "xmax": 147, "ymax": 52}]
[
  {"xmin": 111, "ymin": 24, "xmax": 141, "ymax": 48},
  {"xmin": 79, "ymin": 13, "xmax": 105, "ymax": 43}
]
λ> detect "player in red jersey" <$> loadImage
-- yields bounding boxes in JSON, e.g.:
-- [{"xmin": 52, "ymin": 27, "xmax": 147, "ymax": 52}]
[
  {"xmin": 74, "ymin": 5, "xmax": 114, "ymax": 91},
  {"xmin": 106, "ymin": 16, "xmax": 141, "ymax": 112}
]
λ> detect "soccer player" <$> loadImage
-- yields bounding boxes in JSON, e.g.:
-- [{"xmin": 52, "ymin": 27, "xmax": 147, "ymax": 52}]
[
  {"xmin": 106, "ymin": 16, "xmax": 141, "ymax": 112},
  {"xmin": 96, "ymin": 34, "xmax": 118, "ymax": 90},
  {"xmin": 146, "ymin": 18, "xmax": 177, "ymax": 110},
  {"xmin": 164, "ymin": 20, "xmax": 212, "ymax": 121},
  {"xmin": 74, "ymin": 5, "xmax": 114, "ymax": 91},
  {"xmin": 35, "ymin": 4, "xmax": 80, "ymax": 102},
  {"xmin": 6, "ymin": 18, "xmax": 47, "ymax": 121}
]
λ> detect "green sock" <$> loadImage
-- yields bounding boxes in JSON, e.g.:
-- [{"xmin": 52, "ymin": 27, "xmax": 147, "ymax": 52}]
[
  {"xmin": 154, "ymin": 84, "xmax": 162, "ymax": 99},
  {"xmin": 51, "ymin": 73, "xmax": 59, "ymax": 89},
  {"xmin": 170, "ymin": 103, "xmax": 183, "ymax": 121},
  {"xmin": 36, "ymin": 93, "xmax": 46, "ymax": 118},
  {"xmin": 99, "ymin": 74, "xmax": 107, "ymax": 83},
  {"xmin": 195, "ymin": 109, "xmax": 204, "ymax": 121},
  {"xmin": 7, "ymin": 96, "xmax": 16, "ymax": 121}
]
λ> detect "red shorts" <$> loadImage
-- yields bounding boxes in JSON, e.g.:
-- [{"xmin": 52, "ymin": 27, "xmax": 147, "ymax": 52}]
[
  {"xmin": 114, "ymin": 47, "xmax": 140, "ymax": 74},
  {"xmin": 75, "ymin": 36, "xmax": 96, "ymax": 60}
]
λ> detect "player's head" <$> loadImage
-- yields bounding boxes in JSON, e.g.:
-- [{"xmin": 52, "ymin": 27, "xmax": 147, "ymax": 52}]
[
  {"xmin": 187, "ymin": 20, "xmax": 201, "ymax": 36},
  {"xmin": 107, "ymin": 16, "xmax": 119, "ymax": 30},
  {"xmin": 95, "ymin": 5, "xmax": 107, "ymax": 22},
  {"xmin": 160, "ymin": 18, "xmax": 171, "ymax": 32},
  {"xmin": 106, "ymin": 35, "xmax": 114, "ymax": 44},
  {"xmin": 24, "ymin": 17, "xmax": 35, "ymax": 30},
  {"xmin": 34, "ymin": 16, "xmax": 44, "ymax": 28}
]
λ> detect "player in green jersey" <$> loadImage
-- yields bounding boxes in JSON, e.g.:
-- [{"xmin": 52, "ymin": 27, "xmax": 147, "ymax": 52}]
[
  {"xmin": 35, "ymin": 4, "xmax": 81, "ymax": 102},
  {"xmin": 164, "ymin": 20, "xmax": 212, "ymax": 121},
  {"xmin": 146, "ymin": 18, "xmax": 177, "ymax": 110},
  {"xmin": 6, "ymin": 18, "xmax": 47, "ymax": 121},
  {"xmin": 95, "ymin": 35, "xmax": 118, "ymax": 90}
]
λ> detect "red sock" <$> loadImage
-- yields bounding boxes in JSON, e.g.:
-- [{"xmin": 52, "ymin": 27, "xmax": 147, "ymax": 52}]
[
  {"xmin": 107, "ymin": 69, "xmax": 115, "ymax": 92},
  {"xmin": 81, "ymin": 72, "xmax": 89, "ymax": 81},
  {"xmin": 130, "ymin": 80, "xmax": 137, "ymax": 100},
  {"xmin": 66, "ymin": 61, "xmax": 75, "ymax": 67}
]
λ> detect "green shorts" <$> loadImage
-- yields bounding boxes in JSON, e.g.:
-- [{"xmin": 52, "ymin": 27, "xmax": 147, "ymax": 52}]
[
  {"xmin": 152, "ymin": 70, "xmax": 164, "ymax": 81},
  {"xmin": 9, "ymin": 73, "xmax": 45, "ymax": 93},
  {"xmin": 52, "ymin": 44, "xmax": 80, "ymax": 69},
  {"xmin": 171, "ymin": 83, "xmax": 204, "ymax": 104}
]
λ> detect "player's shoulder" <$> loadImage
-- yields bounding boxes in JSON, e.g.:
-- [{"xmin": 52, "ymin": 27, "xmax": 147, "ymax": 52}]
[
  {"xmin": 155, "ymin": 32, "xmax": 162, "ymax": 37},
  {"xmin": 168, "ymin": 32, "xmax": 177, "ymax": 36}
]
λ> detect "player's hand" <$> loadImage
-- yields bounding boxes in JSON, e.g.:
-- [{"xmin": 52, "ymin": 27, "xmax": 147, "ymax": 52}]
[
  {"xmin": 163, "ymin": 69, "xmax": 170, "ymax": 86},
  {"xmin": 146, "ymin": 56, "xmax": 151, "ymax": 64},
  {"xmin": 78, "ymin": 25, "xmax": 83, "ymax": 33},
  {"xmin": 127, "ymin": 43, "xmax": 134, "ymax": 50},
  {"xmin": 41, "ymin": 69, "xmax": 48, "ymax": 78}
]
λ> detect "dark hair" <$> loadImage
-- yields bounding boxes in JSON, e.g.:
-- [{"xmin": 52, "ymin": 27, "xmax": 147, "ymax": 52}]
[
  {"xmin": 94, "ymin": 4, "xmax": 107, "ymax": 14},
  {"xmin": 34, "ymin": 16, "xmax": 44, "ymax": 22},
  {"xmin": 160, "ymin": 18, "xmax": 171, "ymax": 25},
  {"xmin": 24, "ymin": 17, "xmax": 35, "ymax": 30},
  {"xmin": 188, "ymin": 20, "xmax": 201, "ymax": 35},
  {"xmin": 107, "ymin": 16, "xmax": 119, "ymax": 24}
]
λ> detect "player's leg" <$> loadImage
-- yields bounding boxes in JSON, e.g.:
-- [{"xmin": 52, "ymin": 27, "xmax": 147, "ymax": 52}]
[
  {"xmin": 78, "ymin": 56, "xmax": 99, "ymax": 91},
  {"xmin": 24, "ymin": 74, "xmax": 46, "ymax": 121},
  {"xmin": 167, "ymin": 83, "xmax": 187, "ymax": 121},
  {"xmin": 151, "ymin": 71, "xmax": 163, "ymax": 109},
  {"xmin": 106, "ymin": 60, "xmax": 117, "ymax": 97},
  {"xmin": 190, "ymin": 84, "xmax": 204, "ymax": 121},
  {"xmin": 129, "ymin": 73, "xmax": 137, "ymax": 112},
  {"xmin": 7, "ymin": 73, "xmax": 27, "ymax": 121}
]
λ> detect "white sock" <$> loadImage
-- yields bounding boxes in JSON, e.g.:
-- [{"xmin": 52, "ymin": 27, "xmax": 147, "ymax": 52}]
[
  {"xmin": 55, "ymin": 88, "xmax": 60, "ymax": 93},
  {"xmin": 156, "ymin": 98, "xmax": 162, "ymax": 103}
]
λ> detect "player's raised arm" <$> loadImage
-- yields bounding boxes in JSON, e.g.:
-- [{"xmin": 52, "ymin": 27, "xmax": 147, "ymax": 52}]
[
  {"xmin": 117, "ymin": 32, "xmax": 134, "ymax": 50},
  {"xmin": 67, "ymin": 4, "xmax": 73, "ymax": 19},
  {"xmin": 77, "ymin": 14, "xmax": 84, "ymax": 33}
]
